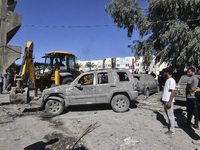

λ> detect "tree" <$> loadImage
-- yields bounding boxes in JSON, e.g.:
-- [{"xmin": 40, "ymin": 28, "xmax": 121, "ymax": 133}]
[
  {"xmin": 85, "ymin": 62, "xmax": 95, "ymax": 71},
  {"xmin": 76, "ymin": 63, "xmax": 82, "ymax": 70},
  {"xmin": 106, "ymin": 0, "xmax": 200, "ymax": 72}
]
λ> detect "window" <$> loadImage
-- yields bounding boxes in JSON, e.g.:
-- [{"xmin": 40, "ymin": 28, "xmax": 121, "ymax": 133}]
[
  {"xmin": 133, "ymin": 76, "xmax": 140, "ymax": 80},
  {"xmin": 98, "ymin": 72, "xmax": 108, "ymax": 84},
  {"xmin": 78, "ymin": 74, "xmax": 94, "ymax": 85},
  {"xmin": 117, "ymin": 72, "xmax": 129, "ymax": 81},
  {"xmin": 69, "ymin": 56, "xmax": 75, "ymax": 69},
  {"xmin": 44, "ymin": 57, "xmax": 51, "ymax": 73}
]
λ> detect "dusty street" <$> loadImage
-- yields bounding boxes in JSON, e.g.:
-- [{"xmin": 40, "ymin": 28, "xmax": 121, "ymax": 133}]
[{"xmin": 0, "ymin": 92, "xmax": 200, "ymax": 150}]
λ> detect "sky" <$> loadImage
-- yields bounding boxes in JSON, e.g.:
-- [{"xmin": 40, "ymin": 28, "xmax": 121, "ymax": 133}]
[{"xmin": 8, "ymin": 0, "xmax": 147, "ymax": 64}]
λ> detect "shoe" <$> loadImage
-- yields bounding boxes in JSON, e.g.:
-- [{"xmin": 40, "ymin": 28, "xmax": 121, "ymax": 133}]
[
  {"xmin": 192, "ymin": 140, "xmax": 200, "ymax": 145},
  {"xmin": 164, "ymin": 130, "xmax": 175, "ymax": 135},
  {"xmin": 193, "ymin": 125, "xmax": 199, "ymax": 130}
]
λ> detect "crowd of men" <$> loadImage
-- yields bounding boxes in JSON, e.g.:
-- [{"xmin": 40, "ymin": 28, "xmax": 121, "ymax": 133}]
[
  {"xmin": 0, "ymin": 71, "xmax": 17, "ymax": 94},
  {"xmin": 161, "ymin": 67, "xmax": 200, "ymax": 136}
]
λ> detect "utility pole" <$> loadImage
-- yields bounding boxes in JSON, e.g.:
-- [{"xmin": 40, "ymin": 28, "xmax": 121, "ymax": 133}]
[{"xmin": 0, "ymin": 0, "xmax": 21, "ymax": 75}]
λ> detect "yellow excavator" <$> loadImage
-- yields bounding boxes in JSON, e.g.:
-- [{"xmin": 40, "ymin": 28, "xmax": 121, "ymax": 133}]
[{"xmin": 10, "ymin": 41, "xmax": 79, "ymax": 103}]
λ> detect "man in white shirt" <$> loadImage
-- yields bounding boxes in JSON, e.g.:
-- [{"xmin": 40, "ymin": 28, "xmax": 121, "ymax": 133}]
[{"xmin": 162, "ymin": 68, "xmax": 176, "ymax": 135}]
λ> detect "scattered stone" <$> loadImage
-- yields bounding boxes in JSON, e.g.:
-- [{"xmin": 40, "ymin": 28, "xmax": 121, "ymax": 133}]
[
  {"xmin": 117, "ymin": 137, "xmax": 140, "ymax": 150},
  {"xmin": 193, "ymin": 140, "xmax": 200, "ymax": 145}
]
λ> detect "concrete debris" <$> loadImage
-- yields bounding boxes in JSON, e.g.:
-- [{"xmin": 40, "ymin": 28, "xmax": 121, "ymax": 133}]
[{"xmin": 117, "ymin": 137, "xmax": 140, "ymax": 150}]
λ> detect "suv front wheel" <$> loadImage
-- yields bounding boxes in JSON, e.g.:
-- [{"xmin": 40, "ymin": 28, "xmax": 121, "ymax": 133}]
[
  {"xmin": 111, "ymin": 94, "xmax": 130, "ymax": 112},
  {"xmin": 45, "ymin": 99, "xmax": 64, "ymax": 116}
]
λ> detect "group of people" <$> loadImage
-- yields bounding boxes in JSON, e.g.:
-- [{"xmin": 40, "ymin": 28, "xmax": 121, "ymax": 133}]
[
  {"xmin": 0, "ymin": 71, "xmax": 17, "ymax": 94},
  {"xmin": 161, "ymin": 67, "xmax": 200, "ymax": 135}
]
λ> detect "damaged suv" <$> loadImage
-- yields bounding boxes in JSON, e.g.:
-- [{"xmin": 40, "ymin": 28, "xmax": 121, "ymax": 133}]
[{"xmin": 39, "ymin": 69, "xmax": 138, "ymax": 116}]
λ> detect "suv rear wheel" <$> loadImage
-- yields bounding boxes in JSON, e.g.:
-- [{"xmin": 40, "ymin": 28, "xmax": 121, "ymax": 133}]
[
  {"xmin": 45, "ymin": 99, "xmax": 64, "ymax": 116},
  {"xmin": 111, "ymin": 94, "xmax": 130, "ymax": 112}
]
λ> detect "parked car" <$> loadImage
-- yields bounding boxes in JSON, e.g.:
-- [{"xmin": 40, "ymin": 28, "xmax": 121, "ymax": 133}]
[
  {"xmin": 175, "ymin": 75, "xmax": 200, "ymax": 101},
  {"xmin": 132, "ymin": 74, "xmax": 159, "ymax": 98},
  {"xmin": 39, "ymin": 69, "xmax": 138, "ymax": 116}
]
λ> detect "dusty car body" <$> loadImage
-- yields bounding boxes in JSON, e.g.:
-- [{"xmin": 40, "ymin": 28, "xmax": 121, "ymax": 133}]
[
  {"xmin": 132, "ymin": 74, "xmax": 159, "ymax": 98},
  {"xmin": 39, "ymin": 69, "xmax": 138, "ymax": 115},
  {"xmin": 175, "ymin": 75, "xmax": 200, "ymax": 101}
]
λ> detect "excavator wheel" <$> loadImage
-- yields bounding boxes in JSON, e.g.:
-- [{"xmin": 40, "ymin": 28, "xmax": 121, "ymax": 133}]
[{"xmin": 10, "ymin": 87, "xmax": 30, "ymax": 104}]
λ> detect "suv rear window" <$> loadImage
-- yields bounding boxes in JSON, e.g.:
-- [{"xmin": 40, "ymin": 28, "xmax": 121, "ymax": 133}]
[
  {"xmin": 133, "ymin": 76, "xmax": 140, "ymax": 80},
  {"xmin": 98, "ymin": 72, "xmax": 108, "ymax": 84},
  {"xmin": 117, "ymin": 72, "xmax": 129, "ymax": 81}
]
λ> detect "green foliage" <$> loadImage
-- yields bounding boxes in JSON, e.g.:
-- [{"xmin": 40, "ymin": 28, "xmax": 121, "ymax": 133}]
[
  {"xmin": 34, "ymin": 62, "xmax": 44, "ymax": 67},
  {"xmin": 106, "ymin": 0, "xmax": 200, "ymax": 71}
]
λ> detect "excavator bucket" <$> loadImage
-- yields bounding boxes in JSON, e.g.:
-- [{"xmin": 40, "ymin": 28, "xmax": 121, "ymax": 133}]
[{"xmin": 10, "ymin": 87, "xmax": 30, "ymax": 104}]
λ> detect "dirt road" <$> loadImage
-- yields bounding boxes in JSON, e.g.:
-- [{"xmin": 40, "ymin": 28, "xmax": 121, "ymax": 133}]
[{"xmin": 0, "ymin": 92, "xmax": 200, "ymax": 150}]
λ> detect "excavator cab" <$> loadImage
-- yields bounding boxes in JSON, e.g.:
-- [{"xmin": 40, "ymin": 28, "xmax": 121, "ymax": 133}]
[
  {"xmin": 42, "ymin": 51, "xmax": 76, "ymax": 75},
  {"xmin": 36, "ymin": 51, "xmax": 77, "ymax": 91}
]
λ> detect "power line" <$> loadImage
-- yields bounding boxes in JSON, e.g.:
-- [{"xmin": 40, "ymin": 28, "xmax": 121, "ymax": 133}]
[
  {"xmin": 13, "ymin": 36, "xmax": 45, "ymax": 62},
  {"xmin": 22, "ymin": 24, "xmax": 117, "ymax": 28},
  {"xmin": 21, "ymin": 17, "xmax": 200, "ymax": 28},
  {"xmin": 14, "ymin": 36, "xmax": 25, "ymax": 48}
]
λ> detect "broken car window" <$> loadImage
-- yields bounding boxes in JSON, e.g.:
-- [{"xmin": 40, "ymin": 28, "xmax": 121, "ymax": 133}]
[
  {"xmin": 98, "ymin": 72, "xmax": 108, "ymax": 84},
  {"xmin": 78, "ymin": 74, "xmax": 94, "ymax": 85},
  {"xmin": 117, "ymin": 72, "xmax": 129, "ymax": 81}
]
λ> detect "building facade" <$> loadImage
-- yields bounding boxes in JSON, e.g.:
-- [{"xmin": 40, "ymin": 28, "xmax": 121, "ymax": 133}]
[{"xmin": 77, "ymin": 56, "xmax": 167, "ymax": 76}]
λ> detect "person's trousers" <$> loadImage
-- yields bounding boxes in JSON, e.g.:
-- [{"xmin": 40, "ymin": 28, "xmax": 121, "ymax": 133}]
[
  {"xmin": 187, "ymin": 98, "xmax": 199, "ymax": 126},
  {"xmin": 0, "ymin": 83, "xmax": 2, "ymax": 93},
  {"xmin": 163, "ymin": 102, "xmax": 175, "ymax": 132}
]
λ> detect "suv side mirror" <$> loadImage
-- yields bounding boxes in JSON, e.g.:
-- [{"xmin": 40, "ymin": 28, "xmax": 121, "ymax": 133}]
[{"xmin": 75, "ymin": 83, "xmax": 82, "ymax": 89}]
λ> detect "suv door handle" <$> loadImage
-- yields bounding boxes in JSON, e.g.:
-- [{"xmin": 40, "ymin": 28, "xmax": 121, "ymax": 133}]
[{"xmin": 110, "ymin": 85, "xmax": 116, "ymax": 87}]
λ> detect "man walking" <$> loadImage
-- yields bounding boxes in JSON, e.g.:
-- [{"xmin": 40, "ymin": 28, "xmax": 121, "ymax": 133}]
[
  {"xmin": 185, "ymin": 67, "xmax": 199, "ymax": 129},
  {"xmin": 162, "ymin": 68, "xmax": 176, "ymax": 135}
]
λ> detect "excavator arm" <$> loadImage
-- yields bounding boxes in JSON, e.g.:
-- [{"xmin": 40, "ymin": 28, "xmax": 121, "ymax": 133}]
[
  {"xmin": 18, "ymin": 41, "xmax": 35, "ymax": 88},
  {"xmin": 10, "ymin": 41, "xmax": 36, "ymax": 103}
]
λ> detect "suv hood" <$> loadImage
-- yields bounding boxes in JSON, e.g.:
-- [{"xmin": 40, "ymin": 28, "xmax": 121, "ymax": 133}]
[{"xmin": 42, "ymin": 84, "xmax": 72, "ymax": 94}]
